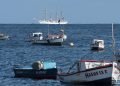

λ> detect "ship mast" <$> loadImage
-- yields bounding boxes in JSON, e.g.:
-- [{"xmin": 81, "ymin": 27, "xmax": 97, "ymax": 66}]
[
  {"xmin": 60, "ymin": 11, "xmax": 64, "ymax": 20},
  {"xmin": 47, "ymin": 24, "xmax": 49, "ymax": 36},
  {"xmin": 112, "ymin": 23, "xmax": 116, "ymax": 60},
  {"xmin": 56, "ymin": 11, "xmax": 58, "ymax": 21},
  {"xmin": 45, "ymin": 9, "xmax": 47, "ymax": 21}
]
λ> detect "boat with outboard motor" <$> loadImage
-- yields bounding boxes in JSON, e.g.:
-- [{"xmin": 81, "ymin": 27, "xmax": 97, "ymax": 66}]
[
  {"xmin": 13, "ymin": 61, "xmax": 57, "ymax": 79},
  {"xmin": 58, "ymin": 24, "xmax": 120, "ymax": 85}
]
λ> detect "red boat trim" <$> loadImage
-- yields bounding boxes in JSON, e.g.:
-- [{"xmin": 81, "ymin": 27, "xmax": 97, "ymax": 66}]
[
  {"xmin": 58, "ymin": 64, "xmax": 112, "ymax": 76},
  {"xmin": 80, "ymin": 60, "xmax": 112, "ymax": 62}
]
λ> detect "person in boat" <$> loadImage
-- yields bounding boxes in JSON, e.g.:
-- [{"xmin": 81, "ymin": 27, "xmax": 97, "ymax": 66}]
[
  {"xmin": 39, "ymin": 34, "xmax": 43, "ymax": 40},
  {"xmin": 33, "ymin": 32, "xmax": 43, "ymax": 40},
  {"xmin": 58, "ymin": 19, "xmax": 60, "ymax": 23},
  {"xmin": 59, "ymin": 29, "xmax": 64, "ymax": 38}
]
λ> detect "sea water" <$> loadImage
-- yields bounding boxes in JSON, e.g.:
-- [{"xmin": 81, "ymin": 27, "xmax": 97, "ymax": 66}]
[{"xmin": 0, "ymin": 24, "xmax": 120, "ymax": 86}]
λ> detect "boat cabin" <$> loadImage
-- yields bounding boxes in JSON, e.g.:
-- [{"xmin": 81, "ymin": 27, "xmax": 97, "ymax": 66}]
[
  {"xmin": 32, "ymin": 32, "xmax": 43, "ymax": 40},
  {"xmin": 67, "ymin": 60, "xmax": 112, "ymax": 73},
  {"xmin": 33, "ymin": 32, "xmax": 43, "ymax": 37}
]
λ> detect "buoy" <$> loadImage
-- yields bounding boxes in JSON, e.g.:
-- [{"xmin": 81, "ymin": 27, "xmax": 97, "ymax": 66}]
[{"xmin": 69, "ymin": 42, "xmax": 74, "ymax": 47}]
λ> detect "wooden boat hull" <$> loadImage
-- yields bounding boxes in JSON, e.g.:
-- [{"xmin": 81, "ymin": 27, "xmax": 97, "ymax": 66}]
[{"xmin": 14, "ymin": 68, "xmax": 57, "ymax": 79}]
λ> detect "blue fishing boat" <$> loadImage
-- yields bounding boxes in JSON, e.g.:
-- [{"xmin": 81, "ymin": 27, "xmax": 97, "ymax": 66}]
[{"xmin": 13, "ymin": 61, "xmax": 57, "ymax": 79}]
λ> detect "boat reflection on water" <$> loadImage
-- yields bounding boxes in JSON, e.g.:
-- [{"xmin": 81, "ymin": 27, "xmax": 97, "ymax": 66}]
[
  {"xmin": 61, "ymin": 83, "xmax": 116, "ymax": 86},
  {"xmin": 60, "ymin": 80, "xmax": 120, "ymax": 86}
]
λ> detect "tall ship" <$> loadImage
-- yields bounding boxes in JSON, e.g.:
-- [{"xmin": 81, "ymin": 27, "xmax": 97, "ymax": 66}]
[
  {"xmin": 39, "ymin": 19, "xmax": 68, "ymax": 24},
  {"xmin": 38, "ymin": 10, "xmax": 68, "ymax": 24}
]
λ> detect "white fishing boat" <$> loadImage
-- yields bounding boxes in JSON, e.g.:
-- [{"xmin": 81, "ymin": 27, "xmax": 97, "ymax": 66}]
[
  {"xmin": 0, "ymin": 33, "xmax": 9, "ymax": 40},
  {"xmin": 58, "ymin": 60, "xmax": 120, "ymax": 85},
  {"xmin": 31, "ymin": 30, "xmax": 67, "ymax": 45},
  {"xmin": 91, "ymin": 39, "xmax": 104, "ymax": 50},
  {"xmin": 58, "ymin": 24, "xmax": 120, "ymax": 85}
]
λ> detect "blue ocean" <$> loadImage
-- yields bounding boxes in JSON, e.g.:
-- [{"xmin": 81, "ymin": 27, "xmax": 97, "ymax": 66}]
[{"xmin": 0, "ymin": 24, "xmax": 120, "ymax": 86}]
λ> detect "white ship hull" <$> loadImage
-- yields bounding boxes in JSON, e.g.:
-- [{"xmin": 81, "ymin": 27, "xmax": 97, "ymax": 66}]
[
  {"xmin": 39, "ymin": 20, "xmax": 68, "ymax": 24},
  {"xmin": 58, "ymin": 61, "xmax": 120, "ymax": 85}
]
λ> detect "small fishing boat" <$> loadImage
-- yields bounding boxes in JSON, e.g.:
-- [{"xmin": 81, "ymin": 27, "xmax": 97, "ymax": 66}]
[
  {"xmin": 0, "ymin": 33, "xmax": 9, "ymax": 40},
  {"xmin": 13, "ymin": 61, "xmax": 58, "ymax": 79},
  {"xmin": 31, "ymin": 32, "xmax": 43, "ymax": 41},
  {"xmin": 91, "ymin": 39, "xmax": 104, "ymax": 50},
  {"xmin": 58, "ymin": 24, "xmax": 120, "ymax": 85},
  {"xmin": 58, "ymin": 60, "xmax": 120, "ymax": 85},
  {"xmin": 31, "ymin": 30, "xmax": 67, "ymax": 45}
]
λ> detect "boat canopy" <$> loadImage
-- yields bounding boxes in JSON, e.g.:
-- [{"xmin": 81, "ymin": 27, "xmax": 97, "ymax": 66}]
[
  {"xmin": 33, "ymin": 32, "xmax": 43, "ymax": 37},
  {"xmin": 43, "ymin": 62, "xmax": 56, "ymax": 69},
  {"xmin": 93, "ymin": 39, "xmax": 104, "ymax": 44}
]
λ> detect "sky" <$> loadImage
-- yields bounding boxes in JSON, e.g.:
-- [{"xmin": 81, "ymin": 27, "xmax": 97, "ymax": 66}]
[{"xmin": 0, "ymin": 0, "xmax": 120, "ymax": 24}]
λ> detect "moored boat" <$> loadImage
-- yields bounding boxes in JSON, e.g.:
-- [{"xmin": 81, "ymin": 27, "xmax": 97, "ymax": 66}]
[
  {"xmin": 31, "ymin": 30, "xmax": 67, "ymax": 45},
  {"xmin": 13, "ymin": 61, "xmax": 58, "ymax": 79},
  {"xmin": 91, "ymin": 39, "xmax": 104, "ymax": 50},
  {"xmin": 0, "ymin": 33, "xmax": 9, "ymax": 40},
  {"xmin": 58, "ymin": 60, "xmax": 120, "ymax": 85}
]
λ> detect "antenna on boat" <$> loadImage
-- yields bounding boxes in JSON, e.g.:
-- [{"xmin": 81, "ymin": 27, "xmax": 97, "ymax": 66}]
[
  {"xmin": 56, "ymin": 11, "xmax": 58, "ymax": 21},
  {"xmin": 47, "ymin": 24, "xmax": 50, "ymax": 36},
  {"xmin": 45, "ymin": 8, "xmax": 47, "ymax": 21},
  {"xmin": 112, "ymin": 23, "xmax": 116, "ymax": 60},
  {"xmin": 60, "ymin": 11, "xmax": 63, "ymax": 20}
]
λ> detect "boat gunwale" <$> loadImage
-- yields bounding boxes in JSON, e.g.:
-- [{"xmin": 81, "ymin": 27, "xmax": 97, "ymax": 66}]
[
  {"xmin": 79, "ymin": 60, "xmax": 112, "ymax": 62},
  {"xmin": 58, "ymin": 64, "xmax": 113, "ymax": 76}
]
